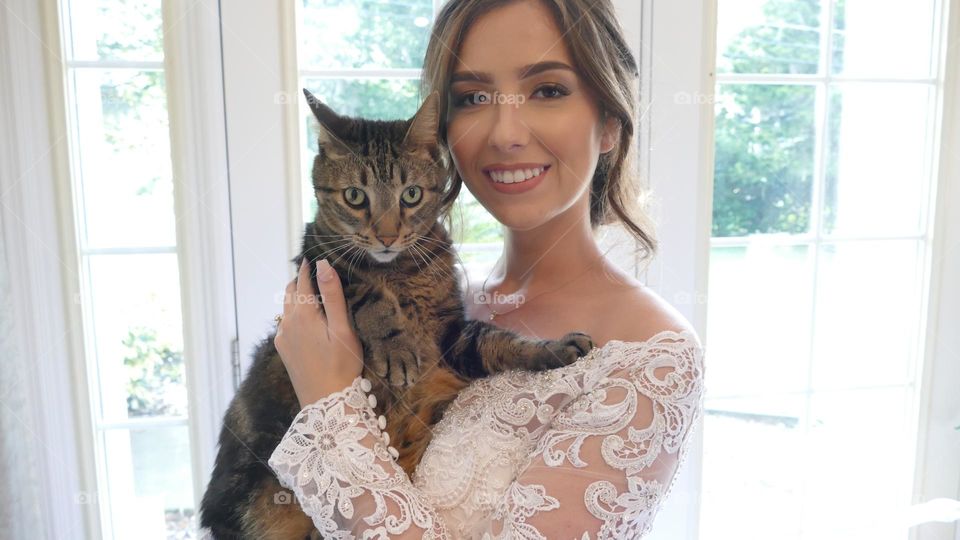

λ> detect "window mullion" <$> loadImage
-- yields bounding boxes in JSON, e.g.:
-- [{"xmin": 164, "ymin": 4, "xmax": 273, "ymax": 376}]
[{"xmin": 798, "ymin": 0, "xmax": 838, "ymax": 531}]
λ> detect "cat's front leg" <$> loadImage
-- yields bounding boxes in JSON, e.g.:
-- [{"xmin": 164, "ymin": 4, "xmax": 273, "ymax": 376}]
[
  {"xmin": 444, "ymin": 320, "xmax": 594, "ymax": 376},
  {"xmin": 343, "ymin": 283, "xmax": 422, "ymax": 388}
]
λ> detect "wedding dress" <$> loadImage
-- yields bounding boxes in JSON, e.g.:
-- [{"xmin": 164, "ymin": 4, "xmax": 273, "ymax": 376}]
[{"xmin": 268, "ymin": 329, "xmax": 705, "ymax": 539}]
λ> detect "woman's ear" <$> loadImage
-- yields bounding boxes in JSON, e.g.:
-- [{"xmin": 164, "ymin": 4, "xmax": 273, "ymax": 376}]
[{"xmin": 599, "ymin": 113, "xmax": 621, "ymax": 155}]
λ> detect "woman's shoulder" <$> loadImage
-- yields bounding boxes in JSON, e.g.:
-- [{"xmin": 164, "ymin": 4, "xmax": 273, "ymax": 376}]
[{"xmin": 596, "ymin": 281, "xmax": 700, "ymax": 349}]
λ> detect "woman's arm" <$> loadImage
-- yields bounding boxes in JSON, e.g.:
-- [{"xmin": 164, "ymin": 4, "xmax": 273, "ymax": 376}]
[
  {"xmin": 269, "ymin": 331, "xmax": 704, "ymax": 539},
  {"xmin": 269, "ymin": 375, "xmax": 449, "ymax": 538},
  {"xmin": 477, "ymin": 333, "xmax": 705, "ymax": 538}
]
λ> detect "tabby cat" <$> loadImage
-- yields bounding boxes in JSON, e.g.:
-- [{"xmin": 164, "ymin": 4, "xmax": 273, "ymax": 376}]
[{"xmin": 198, "ymin": 89, "xmax": 594, "ymax": 539}]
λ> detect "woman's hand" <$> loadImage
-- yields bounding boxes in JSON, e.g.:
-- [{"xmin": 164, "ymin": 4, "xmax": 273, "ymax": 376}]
[{"xmin": 274, "ymin": 258, "xmax": 364, "ymax": 409}]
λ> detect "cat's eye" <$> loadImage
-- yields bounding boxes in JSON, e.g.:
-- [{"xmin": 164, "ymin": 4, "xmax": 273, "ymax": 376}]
[
  {"xmin": 343, "ymin": 187, "xmax": 367, "ymax": 207},
  {"xmin": 400, "ymin": 186, "xmax": 422, "ymax": 206}
]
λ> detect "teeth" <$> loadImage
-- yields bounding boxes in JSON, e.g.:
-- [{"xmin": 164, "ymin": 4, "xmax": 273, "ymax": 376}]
[{"xmin": 489, "ymin": 166, "xmax": 545, "ymax": 184}]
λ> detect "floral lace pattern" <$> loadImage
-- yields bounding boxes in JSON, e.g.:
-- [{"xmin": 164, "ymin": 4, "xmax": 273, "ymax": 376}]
[{"xmin": 269, "ymin": 329, "xmax": 705, "ymax": 539}]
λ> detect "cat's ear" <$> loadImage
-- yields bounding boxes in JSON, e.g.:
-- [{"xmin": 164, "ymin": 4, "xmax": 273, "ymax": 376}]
[
  {"xmin": 303, "ymin": 89, "xmax": 353, "ymax": 160},
  {"xmin": 402, "ymin": 91, "xmax": 441, "ymax": 161}
]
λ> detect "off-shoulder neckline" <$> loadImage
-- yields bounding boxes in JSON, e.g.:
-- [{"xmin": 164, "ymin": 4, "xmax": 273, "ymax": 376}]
[{"xmin": 595, "ymin": 328, "xmax": 700, "ymax": 350}]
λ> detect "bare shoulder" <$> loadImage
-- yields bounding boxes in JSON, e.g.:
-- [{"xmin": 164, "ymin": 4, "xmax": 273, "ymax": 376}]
[{"xmin": 604, "ymin": 283, "xmax": 698, "ymax": 344}]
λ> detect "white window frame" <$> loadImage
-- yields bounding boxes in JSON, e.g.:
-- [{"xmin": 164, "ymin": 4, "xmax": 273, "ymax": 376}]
[
  {"xmin": 0, "ymin": 0, "xmax": 954, "ymax": 538},
  {"xmin": 1, "ymin": 0, "xmax": 235, "ymax": 537},
  {"xmin": 915, "ymin": 1, "xmax": 960, "ymax": 539}
]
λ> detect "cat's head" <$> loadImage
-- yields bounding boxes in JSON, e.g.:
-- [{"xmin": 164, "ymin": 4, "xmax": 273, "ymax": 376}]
[{"xmin": 303, "ymin": 89, "xmax": 456, "ymax": 265}]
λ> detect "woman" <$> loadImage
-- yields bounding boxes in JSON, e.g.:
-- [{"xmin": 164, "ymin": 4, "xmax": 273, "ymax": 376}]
[{"xmin": 269, "ymin": 0, "xmax": 705, "ymax": 537}]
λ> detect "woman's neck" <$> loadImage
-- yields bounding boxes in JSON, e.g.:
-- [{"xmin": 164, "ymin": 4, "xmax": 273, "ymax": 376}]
[{"xmin": 491, "ymin": 200, "xmax": 605, "ymax": 298}]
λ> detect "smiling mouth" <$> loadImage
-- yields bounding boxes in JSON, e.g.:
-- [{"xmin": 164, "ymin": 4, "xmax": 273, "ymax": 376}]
[{"xmin": 485, "ymin": 165, "xmax": 550, "ymax": 184}]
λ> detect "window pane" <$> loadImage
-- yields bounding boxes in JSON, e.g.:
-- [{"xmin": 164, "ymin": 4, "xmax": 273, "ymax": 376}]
[
  {"xmin": 822, "ymin": 84, "xmax": 932, "ymax": 237},
  {"xmin": 102, "ymin": 425, "xmax": 195, "ymax": 538},
  {"xmin": 70, "ymin": 68, "xmax": 176, "ymax": 249},
  {"xmin": 831, "ymin": 0, "xmax": 936, "ymax": 78},
  {"xmin": 716, "ymin": 0, "xmax": 822, "ymax": 75},
  {"xmin": 811, "ymin": 241, "xmax": 922, "ymax": 391},
  {"xmin": 701, "ymin": 395, "xmax": 806, "ymax": 540},
  {"xmin": 302, "ymin": 78, "xmax": 422, "ymax": 122},
  {"xmin": 87, "ymin": 253, "xmax": 187, "ymax": 421},
  {"xmin": 706, "ymin": 244, "xmax": 812, "ymax": 395},
  {"xmin": 803, "ymin": 387, "xmax": 915, "ymax": 539},
  {"xmin": 65, "ymin": 0, "xmax": 163, "ymax": 62},
  {"xmin": 299, "ymin": 0, "xmax": 432, "ymax": 70},
  {"xmin": 713, "ymin": 84, "xmax": 817, "ymax": 237}
]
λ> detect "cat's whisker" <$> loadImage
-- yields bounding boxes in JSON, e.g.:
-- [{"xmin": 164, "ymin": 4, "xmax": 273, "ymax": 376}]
[
  {"xmin": 328, "ymin": 242, "xmax": 365, "ymax": 269},
  {"xmin": 405, "ymin": 245, "xmax": 424, "ymax": 274},
  {"xmin": 301, "ymin": 239, "xmax": 355, "ymax": 259},
  {"xmin": 409, "ymin": 245, "xmax": 434, "ymax": 281},
  {"xmin": 305, "ymin": 242, "xmax": 356, "ymax": 266},
  {"xmin": 411, "ymin": 243, "xmax": 451, "ymax": 285},
  {"xmin": 302, "ymin": 233, "xmax": 354, "ymax": 238},
  {"xmin": 415, "ymin": 235, "xmax": 460, "ymax": 259},
  {"xmin": 346, "ymin": 246, "xmax": 366, "ymax": 282}
]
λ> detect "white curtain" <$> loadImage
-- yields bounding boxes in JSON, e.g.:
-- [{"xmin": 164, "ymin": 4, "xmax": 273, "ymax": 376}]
[{"xmin": 0, "ymin": 228, "xmax": 46, "ymax": 536}]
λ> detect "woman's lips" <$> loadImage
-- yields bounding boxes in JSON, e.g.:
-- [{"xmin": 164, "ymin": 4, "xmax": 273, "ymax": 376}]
[{"xmin": 485, "ymin": 165, "xmax": 550, "ymax": 195}]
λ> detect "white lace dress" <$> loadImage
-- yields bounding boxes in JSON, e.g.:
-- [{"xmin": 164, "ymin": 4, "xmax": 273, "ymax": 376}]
[{"xmin": 268, "ymin": 329, "xmax": 705, "ymax": 539}]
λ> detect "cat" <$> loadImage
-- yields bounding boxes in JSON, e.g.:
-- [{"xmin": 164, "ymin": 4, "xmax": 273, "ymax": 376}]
[{"xmin": 198, "ymin": 89, "xmax": 594, "ymax": 539}]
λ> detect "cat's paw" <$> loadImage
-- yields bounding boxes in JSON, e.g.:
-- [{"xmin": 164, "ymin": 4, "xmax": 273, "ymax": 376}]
[
  {"xmin": 559, "ymin": 331, "xmax": 594, "ymax": 356},
  {"xmin": 369, "ymin": 344, "xmax": 422, "ymax": 387},
  {"xmin": 540, "ymin": 331, "xmax": 594, "ymax": 367}
]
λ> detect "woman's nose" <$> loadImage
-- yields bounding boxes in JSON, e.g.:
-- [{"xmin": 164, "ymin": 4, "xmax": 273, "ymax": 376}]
[{"xmin": 487, "ymin": 98, "xmax": 529, "ymax": 152}]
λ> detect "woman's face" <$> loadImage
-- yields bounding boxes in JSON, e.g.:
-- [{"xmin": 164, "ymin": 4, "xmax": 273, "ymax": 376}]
[{"xmin": 446, "ymin": 0, "xmax": 618, "ymax": 231}]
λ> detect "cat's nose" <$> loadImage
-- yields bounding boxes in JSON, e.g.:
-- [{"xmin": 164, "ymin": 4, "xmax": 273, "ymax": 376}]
[{"xmin": 376, "ymin": 234, "xmax": 398, "ymax": 247}]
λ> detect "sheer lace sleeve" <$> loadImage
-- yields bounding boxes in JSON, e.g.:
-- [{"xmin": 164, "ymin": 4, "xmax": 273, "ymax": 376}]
[
  {"xmin": 268, "ymin": 330, "xmax": 705, "ymax": 539},
  {"xmin": 477, "ymin": 331, "xmax": 705, "ymax": 539},
  {"xmin": 268, "ymin": 376, "xmax": 449, "ymax": 538}
]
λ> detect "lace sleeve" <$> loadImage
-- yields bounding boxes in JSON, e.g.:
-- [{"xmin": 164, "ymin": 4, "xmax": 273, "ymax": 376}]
[
  {"xmin": 268, "ymin": 333, "xmax": 704, "ymax": 539},
  {"xmin": 267, "ymin": 376, "xmax": 449, "ymax": 539},
  {"xmin": 477, "ymin": 333, "xmax": 706, "ymax": 539}
]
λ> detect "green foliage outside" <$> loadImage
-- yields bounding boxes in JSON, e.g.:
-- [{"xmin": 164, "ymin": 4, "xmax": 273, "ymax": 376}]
[
  {"xmin": 122, "ymin": 327, "xmax": 185, "ymax": 417},
  {"xmin": 713, "ymin": 0, "xmax": 846, "ymax": 237}
]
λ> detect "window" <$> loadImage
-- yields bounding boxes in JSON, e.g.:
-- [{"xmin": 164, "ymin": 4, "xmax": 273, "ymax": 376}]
[
  {"xmin": 57, "ymin": 0, "xmax": 197, "ymax": 537},
  {"xmin": 292, "ymin": 0, "xmax": 504, "ymax": 282},
  {"xmin": 702, "ymin": 0, "xmax": 944, "ymax": 537}
]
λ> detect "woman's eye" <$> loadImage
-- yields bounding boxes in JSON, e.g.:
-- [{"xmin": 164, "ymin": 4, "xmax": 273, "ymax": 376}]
[
  {"xmin": 400, "ymin": 186, "xmax": 422, "ymax": 206},
  {"xmin": 343, "ymin": 187, "xmax": 367, "ymax": 207},
  {"xmin": 452, "ymin": 91, "xmax": 491, "ymax": 108},
  {"xmin": 532, "ymin": 84, "xmax": 570, "ymax": 100}
]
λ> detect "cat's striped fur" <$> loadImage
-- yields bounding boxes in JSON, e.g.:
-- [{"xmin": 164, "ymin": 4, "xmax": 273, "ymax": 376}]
[{"xmin": 199, "ymin": 90, "xmax": 594, "ymax": 539}]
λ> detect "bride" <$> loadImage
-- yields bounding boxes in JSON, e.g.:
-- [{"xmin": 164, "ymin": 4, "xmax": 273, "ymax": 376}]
[{"xmin": 269, "ymin": 0, "xmax": 706, "ymax": 537}]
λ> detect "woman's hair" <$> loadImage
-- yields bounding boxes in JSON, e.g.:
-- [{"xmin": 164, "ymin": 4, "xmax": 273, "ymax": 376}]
[{"xmin": 421, "ymin": 0, "xmax": 657, "ymax": 263}]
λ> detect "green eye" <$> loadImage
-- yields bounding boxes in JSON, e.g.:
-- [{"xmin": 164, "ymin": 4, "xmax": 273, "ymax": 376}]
[
  {"xmin": 400, "ymin": 186, "xmax": 422, "ymax": 206},
  {"xmin": 343, "ymin": 187, "xmax": 366, "ymax": 207}
]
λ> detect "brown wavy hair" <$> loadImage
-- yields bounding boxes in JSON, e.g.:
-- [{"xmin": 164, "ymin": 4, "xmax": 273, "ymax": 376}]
[{"xmin": 422, "ymin": 0, "xmax": 657, "ymax": 262}]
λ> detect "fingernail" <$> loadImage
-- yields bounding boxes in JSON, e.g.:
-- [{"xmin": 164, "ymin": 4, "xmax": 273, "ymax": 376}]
[{"xmin": 316, "ymin": 259, "xmax": 333, "ymax": 281}]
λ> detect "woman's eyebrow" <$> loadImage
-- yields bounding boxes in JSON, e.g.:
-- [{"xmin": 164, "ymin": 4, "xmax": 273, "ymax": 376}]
[{"xmin": 451, "ymin": 61, "xmax": 576, "ymax": 84}]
